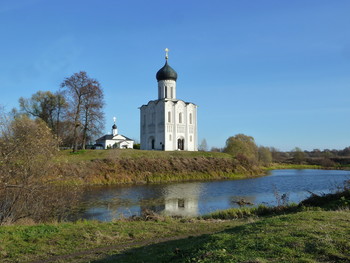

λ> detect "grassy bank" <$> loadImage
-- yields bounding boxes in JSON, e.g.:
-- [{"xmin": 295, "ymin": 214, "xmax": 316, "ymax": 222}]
[
  {"xmin": 52, "ymin": 149, "xmax": 346, "ymax": 186},
  {"xmin": 0, "ymin": 217, "xmax": 244, "ymax": 263},
  {"xmin": 112, "ymin": 210, "xmax": 350, "ymax": 263},
  {"xmin": 53, "ymin": 149, "xmax": 262, "ymax": 185},
  {"xmin": 1, "ymin": 189, "xmax": 349, "ymax": 263}
]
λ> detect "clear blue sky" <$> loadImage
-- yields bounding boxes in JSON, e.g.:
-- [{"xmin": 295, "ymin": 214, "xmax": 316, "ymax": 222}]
[{"xmin": 1, "ymin": 0, "xmax": 349, "ymax": 151}]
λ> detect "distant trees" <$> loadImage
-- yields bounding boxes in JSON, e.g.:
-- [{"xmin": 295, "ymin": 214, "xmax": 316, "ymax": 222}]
[
  {"xmin": 258, "ymin": 146, "xmax": 273, "ymax": 166},
  {"xmin": 19, "ymin": 91, "xmax": 66, "ymax": 138},
  {"xmin": 292, "ymin": 147, "xmax": 305, "ymax": 164},
  {"xmin": 198, "ymin": 138, "xmax": 208, "ymax": 151},
  {"xmin": 223, "ymin": 134, "xmax": 273, "ymax": 166},
  {"xmin": 18, "ymin": 71, "xmax": 105, "ymax": 151}
]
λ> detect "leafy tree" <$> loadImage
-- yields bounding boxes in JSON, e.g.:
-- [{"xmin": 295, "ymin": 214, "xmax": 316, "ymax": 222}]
[
  {"xmin": 292, "ymin": 147, "xmax": 305, "ymax": 164},
  {"xmin": 258, "ymin": 146, "xmax": 272, "ymax": 166},
  {"xmin": 19, "ymin": 91, "xmax": 67, "ymax": 138},
  {"xmin": 198, "ymin": 138, "xmax": 208, "ymax": 151},
  {"xmin": 61, "ymin": 71, "xmax": 104, "ymax": 152},
  {"xmin": 270, "ymin": 147, "xmax": 289, "ymax": 163},
  {"xmin": 223, "ymin": 134, "xmax": 258, "ymax": 164}
]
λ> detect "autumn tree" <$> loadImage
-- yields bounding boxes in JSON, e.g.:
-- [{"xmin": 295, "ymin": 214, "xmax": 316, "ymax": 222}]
[
  {"xmin": 19, "ymin": 91, "xmax": 67, "ymax": 138},
  {"xmin": 0, "ymin": 111, "xmax": 80, "ymax": 224},
  {"xmin": 80, "ymin": 82, "xmax": 104, "ymax": 149},
  {"xmin": 61, "ymin": 71, "xmax": 104, "ymax": 152},
  {"xmin": 258, "ymin": 146, "xmax": 273, "ymax": 166},
  {"xmin": 223, "ymin": 134, "xmax": 259, "ymax": 164},
  {"xmin": 0, "ymin": 114, "xmax": 56, "ymax": 224}
]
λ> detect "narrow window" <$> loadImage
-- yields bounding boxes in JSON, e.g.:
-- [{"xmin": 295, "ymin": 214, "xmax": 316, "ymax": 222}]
[
  {"xmin": 168, "ymin": 111, "xmax": 171, "ymax": 122},
  {"xmin": 190, "ymin": 135, "xmax": 192, "ymax": 142},
  {"xmin": 169, "ymin": 134, "xmax": 172, "ymax": 141},
  {"xmin": 171, "ymin": 87, "xmax": 173, "ymax": 98},
  {"xmin": 165, "ymin": 86, "xmax": 167, "ymax": 98},
  {"xmin": 178, "ymin": 199, "xmax": 185, "ymax": 208},
  {"xmin": 189, "ymin": 113, "xmax": 192, "ymax": 124},
  {"xmin": 179, "ymin": 113, "xmax": 182, "ymax": 123}
]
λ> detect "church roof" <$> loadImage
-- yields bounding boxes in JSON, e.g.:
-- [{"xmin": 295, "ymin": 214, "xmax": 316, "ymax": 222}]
[
  {"xmin": 139, "ymin": 99, "xmax": 197, "ymax": 108},
  {"xmin": 156, "ymin": 61, "xmax": 178, "ymax": 81},
  {"xmin": 96, "ymin": 134, "xmax": 133, "ymax": 142}
]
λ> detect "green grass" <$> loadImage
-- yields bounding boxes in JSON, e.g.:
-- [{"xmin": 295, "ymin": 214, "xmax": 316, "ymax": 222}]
[
  {"xmin": 266, "ymin": 163, "xmax": 322, "ymax": 170},
  {"xmin": 56, "ymin": 149, "xmax": 232, "ymax": 163},
  {"xmin": 0, "ymin": 218, "xmax": 243, "ymax": 263},
  {"xmin": 98, "ymin": 210, "xmax": 350, "ymax": 263}
]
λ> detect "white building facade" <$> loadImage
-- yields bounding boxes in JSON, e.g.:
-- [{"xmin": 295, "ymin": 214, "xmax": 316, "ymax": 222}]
[
  {"xmin": 140, "ymin": 51, "xmax": 198, "ymax": 151},
  {"xmin": 96, "ymin": 120, "xmax": 134, "ymax": 149}
]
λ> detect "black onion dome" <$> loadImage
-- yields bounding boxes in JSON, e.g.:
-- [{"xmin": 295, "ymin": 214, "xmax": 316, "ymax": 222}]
[
  {"xmin": 112, "ymin": 124, "xmax": 117, "ymax": 129},
  {"xmin": 156, "ymin": 61, "xmax": 178, "ymax": 81}
]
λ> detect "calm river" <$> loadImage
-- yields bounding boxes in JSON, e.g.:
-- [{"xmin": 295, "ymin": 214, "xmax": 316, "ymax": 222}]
[{"xmin": 76, "ymin": 169, "xmax": 350, "ymax": 221}]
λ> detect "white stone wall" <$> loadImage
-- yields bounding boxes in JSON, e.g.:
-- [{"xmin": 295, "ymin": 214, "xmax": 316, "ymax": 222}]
[
  {"xmin": 101, "ymin": 139, "xmax": 134, "ymax": 149},
  {"xmin": 140, "ymin": 101, "xmax": 165, "ymax": 150},
  {"xmin": 158, "ymin": 80, "xmax": 176, "ymax": 100},
  {"xmin": 140, "ymin": 99, "xmax": 197, "ymax": 151}
]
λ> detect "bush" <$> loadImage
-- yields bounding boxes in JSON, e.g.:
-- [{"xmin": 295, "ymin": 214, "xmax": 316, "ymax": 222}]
[{"xmin": 0, "ymin": 115, "xmax": 78, "ymax": 224}]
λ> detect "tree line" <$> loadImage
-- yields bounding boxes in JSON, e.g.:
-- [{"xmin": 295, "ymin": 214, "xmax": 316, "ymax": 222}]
[
  {"xmin": 16, "ymin": 71, "xmax": 104, "ymax": 152},
  {"xmin": 208, "ymin": 134, "xmax": 350, "ymax": 167}
]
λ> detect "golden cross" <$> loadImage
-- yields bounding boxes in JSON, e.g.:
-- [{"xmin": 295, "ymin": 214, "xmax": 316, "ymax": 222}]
[{"xmin": 165, "ymin": 48, "xmax": 169, "ymax": 60}]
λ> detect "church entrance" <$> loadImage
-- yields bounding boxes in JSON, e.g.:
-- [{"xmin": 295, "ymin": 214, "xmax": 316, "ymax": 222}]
[
  {"xmin": 177, "ymin": 138, "xmax": 184, "ymax": 150},
  {"xmin": 148, "ymin": 136, "xmax": 155, "ymax": 150}
]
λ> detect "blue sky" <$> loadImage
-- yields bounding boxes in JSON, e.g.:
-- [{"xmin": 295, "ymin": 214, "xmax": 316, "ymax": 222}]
[{"xmin": 1, "ymin": 0, "xmax": 349, "ymax": 151}]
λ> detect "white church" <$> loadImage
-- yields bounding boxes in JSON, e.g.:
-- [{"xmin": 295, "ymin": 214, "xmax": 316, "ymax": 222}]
[
  {"xmin": 95, "ymin": 118, "xmax": 134, "ymax": 149},
  {"xmin": 140, "ymin": 49, "xmax": 198, "ymax": 151}
]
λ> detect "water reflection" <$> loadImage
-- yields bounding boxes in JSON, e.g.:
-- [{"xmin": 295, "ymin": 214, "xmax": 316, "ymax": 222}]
[
  {"xmin": 160, "ymin": 183, "xmax": 202, "ymax": 217},
  {"xmin": 77, "ymin": 169, "xmax": 350, "ymax": 221}
]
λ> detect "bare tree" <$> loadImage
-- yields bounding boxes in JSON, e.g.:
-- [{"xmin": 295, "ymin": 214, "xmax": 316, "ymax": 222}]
[
  {"xmin": 198, "ymin": 138, "xmax": 208, "ymax": 151},
  {"xmin": 80, "ymin": 82, "xmax": 105, "ymax": 149},
  {"xmin": 61, "ymin": 71, "xmax": 104, "ymax": 152}
]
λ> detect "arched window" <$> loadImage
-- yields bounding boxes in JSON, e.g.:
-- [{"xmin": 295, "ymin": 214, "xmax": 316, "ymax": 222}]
[
  {"xmin": 168, "ymin": 111, "xmax": 171, "ymax": 123},
  {"xmin": 179, "ymin": 112, "xmax": 182, "ymax": 123},
  {"xmin": 165, "ymin": 86, "xmax": 167, "ymax": 98},
  {"xmin": 169, "ymin": 134, "xmax": 172, "ymax": 141},
  {"xmin": 189, "ymin": 113, "xmax": 192, "ymax": 124},
  {"xmin": 171, "ymin": 87, "xmax": 173, "ymax": 98},
  {"xmin": 190, "ymin": 135, "xmax": 192, "ymax": 142}
]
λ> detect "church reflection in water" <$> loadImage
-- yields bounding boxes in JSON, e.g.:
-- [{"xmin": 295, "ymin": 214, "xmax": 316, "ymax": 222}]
[{"xmin": 141, "ymin": 182, "xmax": 202, "ymax": 217}]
